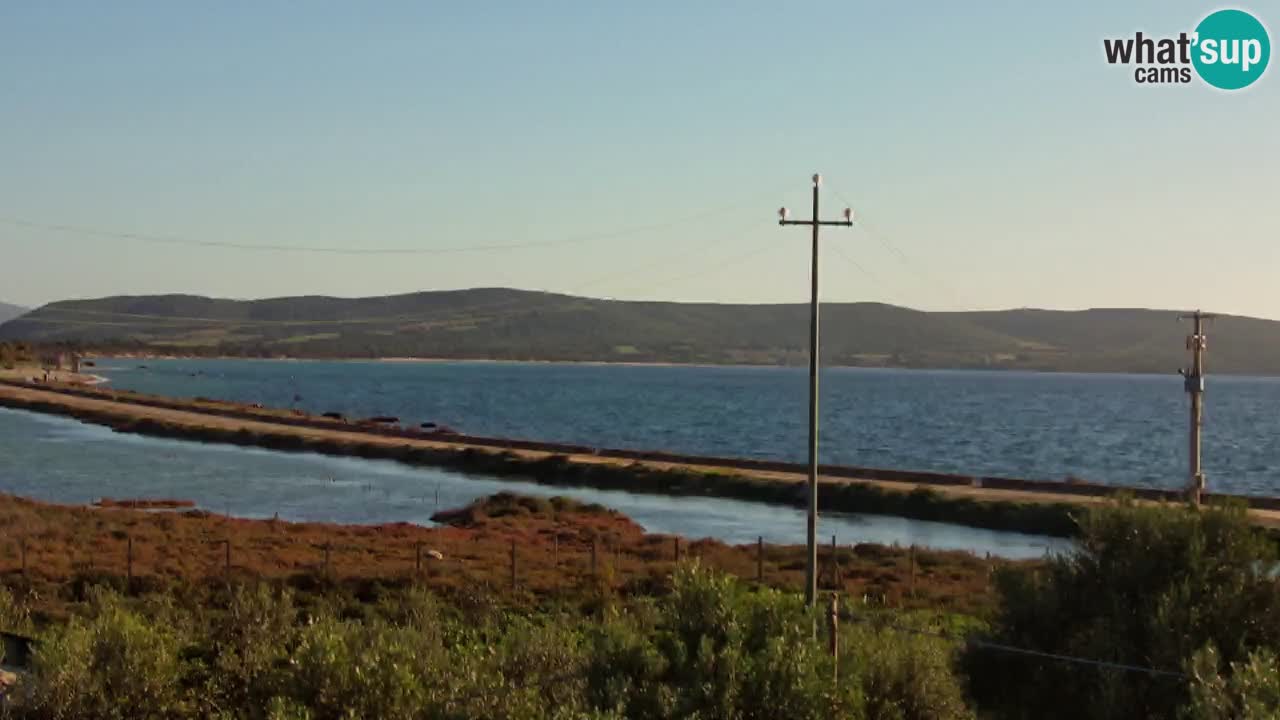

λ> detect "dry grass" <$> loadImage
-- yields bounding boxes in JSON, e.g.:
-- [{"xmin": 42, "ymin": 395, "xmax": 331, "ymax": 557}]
[{"xmin": 0, "ymin": 491, "xmax": 1014, "ymax": 624}]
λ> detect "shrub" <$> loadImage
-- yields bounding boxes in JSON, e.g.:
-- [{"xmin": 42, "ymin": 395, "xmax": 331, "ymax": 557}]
[
  {"xmin": 1183, "ymin": 646, "xmax": 1280, "ymax": 720},
  {"xmin": 0, "ymin": 586, "xmax": 33, "ymax": 637},
  {"xmin": 22, "ymin": 591, "xmax": 185, "ymax": 719},
  {"xmin": 966, "ymin": 500, "xmax": 1280, "ymax": 719}
]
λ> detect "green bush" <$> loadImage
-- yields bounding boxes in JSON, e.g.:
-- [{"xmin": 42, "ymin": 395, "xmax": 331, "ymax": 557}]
[
  {"xmin": 6, "ymin": 564, "xmax": 983, "ymax": 719},
  {"xmin": 0, "ymin": 586, "xmax": 33, "ymax": 638},
  {"xmin": 965, "ymin": 500, "xmax": 1280, "ymax": 719},
  {"xmin": 843, "ymin": 618, "xmax": 973, "ymax": 720},
  {"xmin": 22, "ymin": 590, "xmax": 185, "ymax": 720},
  {"xmin": 1183, "ymin": 646, "xmax": 1280, "ymax": 720}
]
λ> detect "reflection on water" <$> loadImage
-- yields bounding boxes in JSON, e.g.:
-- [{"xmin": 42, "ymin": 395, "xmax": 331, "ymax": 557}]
[{"xmin": 0, "ymin": 407, "xmax": 1071, "ymax": 559}]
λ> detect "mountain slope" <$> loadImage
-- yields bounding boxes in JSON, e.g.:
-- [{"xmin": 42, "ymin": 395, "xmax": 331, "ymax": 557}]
[
  {"xmin": 0, "ymin": 301, "xmax": 27, "ymax": 325},
  {"xmin": 2, "ymin": 289, "xmax": 1278, "ymax": 374}
]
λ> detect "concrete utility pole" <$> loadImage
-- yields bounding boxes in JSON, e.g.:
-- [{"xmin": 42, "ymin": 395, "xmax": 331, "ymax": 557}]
[
  {"xmin": 778, "ymin": 174, "xmax": 853, "ymax": 607},
  {"xmin": 1179, "ymin": 310, "xmax": 1216, "ymax": 504}
]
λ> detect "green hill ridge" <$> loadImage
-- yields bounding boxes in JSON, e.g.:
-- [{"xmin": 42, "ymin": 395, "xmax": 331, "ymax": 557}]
[{"xmin": 1, "ymin": 288, "xmax": 1274, "ymax": 374}]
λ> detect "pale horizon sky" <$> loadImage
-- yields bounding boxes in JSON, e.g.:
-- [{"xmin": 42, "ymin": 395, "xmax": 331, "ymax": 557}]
[{"xmin": 2, "ymin": 2, "xmax": 1277, "ymax": 317}]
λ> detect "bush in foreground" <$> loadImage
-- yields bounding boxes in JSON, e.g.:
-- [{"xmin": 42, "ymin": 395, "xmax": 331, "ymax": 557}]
[
  {"xmin": 965, "ymin": 500, "xmax": 1280, "ymax": 719},
  {"xmin": 4, "ymin": 564, "xmax": 970, "ymax": 720}
]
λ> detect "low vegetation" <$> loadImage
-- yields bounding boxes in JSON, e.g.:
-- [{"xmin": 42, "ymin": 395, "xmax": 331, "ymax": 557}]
[
  {"xmin": 0, "ymin": 491, "xmax": 1003, "ymax": 624},
  {"xmin": 3, "ymin": 496, "xmax": 1278, "ymax": 717},
  {"xmin": 0, "ymin": 342, "xmax": 35, "ymax": 371}
]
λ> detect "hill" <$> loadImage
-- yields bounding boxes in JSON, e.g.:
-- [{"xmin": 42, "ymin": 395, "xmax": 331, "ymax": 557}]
[
  {"xmin": 0, "ymin": 301, "xmax": 26, "ymax": 324},
  {"xmin": 1, "ymin": 289, "xmax": 1276, "ymax": 374}
]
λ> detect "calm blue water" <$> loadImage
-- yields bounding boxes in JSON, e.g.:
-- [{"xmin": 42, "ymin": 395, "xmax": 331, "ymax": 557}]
[
  {"xmin": 93, "ymin": 358, "xmax": 1280, "ymax": 496},
  {"xmin": 0, "ymin": 407, "xmax": 1066, "ymax": 558}
]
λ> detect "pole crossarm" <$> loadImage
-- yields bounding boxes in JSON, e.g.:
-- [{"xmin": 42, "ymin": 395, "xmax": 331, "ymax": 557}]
[{"xmin": 780, "ymin": 220, "xmax": 854, "ymax": 227}]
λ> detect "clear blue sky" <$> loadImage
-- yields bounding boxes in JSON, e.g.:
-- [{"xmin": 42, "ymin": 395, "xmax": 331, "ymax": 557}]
[{"xmin": 2, "ymin": 1, "xmax": 1277, "ymax": 316}]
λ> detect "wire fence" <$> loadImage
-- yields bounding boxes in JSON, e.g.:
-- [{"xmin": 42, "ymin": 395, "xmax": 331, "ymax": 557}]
[
  {"xmin": 0, "ymin": 518, "xmax": 1193, "ymax": 684},
  {"xmin": 0, "ymin": 517, "xmax": 1000, "ymax": 606}
]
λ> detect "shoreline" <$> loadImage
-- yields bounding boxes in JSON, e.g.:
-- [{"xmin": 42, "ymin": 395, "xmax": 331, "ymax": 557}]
[
  {"xmin": 82, "ymin": 353, "xmax": 1277, "ymax": 378},
  {"xmin": 0, "ymin": 366, "xmax": 109, "ymax": 385}
]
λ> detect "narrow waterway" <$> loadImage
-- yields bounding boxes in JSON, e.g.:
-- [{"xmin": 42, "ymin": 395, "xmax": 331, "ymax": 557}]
[{"xmin": 0, "ymin": 407, "xmax": 1071, "ymax": 559}]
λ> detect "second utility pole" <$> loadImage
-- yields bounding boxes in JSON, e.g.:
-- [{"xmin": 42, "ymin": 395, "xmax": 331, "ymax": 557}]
[
  {"xmin": 779, "ymin": 174, "xmax": 853, "ymax": 607},
  {"xmin": 1180, "ymin": 310, "xmax": 1216, "ymax": 504}
]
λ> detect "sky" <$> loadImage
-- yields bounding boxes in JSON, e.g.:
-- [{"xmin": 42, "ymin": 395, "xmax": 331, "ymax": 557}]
[{"xmin": 1, "ymin": 1, "xmax": 1277, "ymax": 316}]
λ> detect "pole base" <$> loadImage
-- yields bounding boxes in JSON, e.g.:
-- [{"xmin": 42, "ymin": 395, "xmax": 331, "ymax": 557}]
[{"xmin": 1187, "ymin": 474, "xmax": 1207, "ymax": 505}]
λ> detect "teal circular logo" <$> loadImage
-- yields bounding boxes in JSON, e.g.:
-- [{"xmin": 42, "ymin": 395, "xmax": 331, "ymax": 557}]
[{"xmin": 1192, "ymin": 9, "xmax": 1270, "ymax": 90}]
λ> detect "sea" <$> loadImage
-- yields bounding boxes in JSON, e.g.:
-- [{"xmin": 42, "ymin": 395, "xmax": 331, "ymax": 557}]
[{"xmin": 92, "ymin": 358, "xmax": 1280, "ymax": 496}]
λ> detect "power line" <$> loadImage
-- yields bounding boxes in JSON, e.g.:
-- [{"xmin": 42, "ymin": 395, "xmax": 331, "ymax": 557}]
[
  {"xmin": 0, "ymin": 188, "xmax": 784, "ymax": 256},
  {"xmin": 826, "ymin": 186, "xmax": 974, "ymax": 310},
  {"xmin": 828, "ymin": 241, "xmax": 880, "ymax": 287},
  {"xmin": 570, "ymin": 216, "xmax": 770, "ymax": 296},
  {"xmin": 609, "ymin": 229, "xmax": 780, "ymax": 297},
  {"xmin": 840, "ymin": 609, "xmax": 1187, "ymax": 680},
  {"xmin": 9, "ymin": 226, "xmax": 780, "ymax": 332}
]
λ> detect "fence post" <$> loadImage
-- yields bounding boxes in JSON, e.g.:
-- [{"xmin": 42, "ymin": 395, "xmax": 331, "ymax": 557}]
[
  {"xmin": 20, "ymin": 537, "xmax": 27, "ymax": 576},
  {"xmin": 553, "ymin": 535, "xmax": 559, "ymax": 567},
  {"xmin": 674, "ymin": 536, "xmax": 680, "ymax": 562},
  {"xmin": 224, "ymin": 539, "xmax": 231, "ymax": 576},
  {"xmin": 591, "ymin": 538, "xmax": 598, "ymax": 580},
  {"xmin": 757, "ymin": 536, "xmax": 764, "ymax": 584},
  {"xmin": 909, "ymin": 545, "xmax": 916, "ymax": 600},
  {"xmin": 830, "ymin": 534, "xmax": 838, "ymax": 588},
  {"xmin": 510, "ymin": 539, "xmax": 517, "ymax": 590},
  {"xmin": 828, "ymin": 592, "xmax": 839, "ymax": 679}
]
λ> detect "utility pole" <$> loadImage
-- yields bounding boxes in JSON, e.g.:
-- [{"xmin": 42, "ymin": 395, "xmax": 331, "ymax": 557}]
[
  {"xmin": 779, "ymin": 174, "xmax": 854, "ymax": 607},
  {"xmin": 1179, "ymin": 310, "xmax": 1216, "ymax": 504}
]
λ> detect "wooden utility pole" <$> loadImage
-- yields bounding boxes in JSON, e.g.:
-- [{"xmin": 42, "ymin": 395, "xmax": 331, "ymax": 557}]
[
  {"xmin": 1180, "ymin": 310, "xmax": 1217, "ymax": 504},
  {"xmin": 779, "ymin": 174, "xmax": 854, "ymax": 607}
]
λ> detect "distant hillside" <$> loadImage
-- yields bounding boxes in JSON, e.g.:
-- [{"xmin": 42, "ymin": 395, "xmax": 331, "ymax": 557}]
[
  {"xmin": 0, "ymin": 301, "xmax": 26, "ymax": 324},
  {"xmin": 1, "ymin": 289, "xmax": 1277, "ymax": 374}
]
